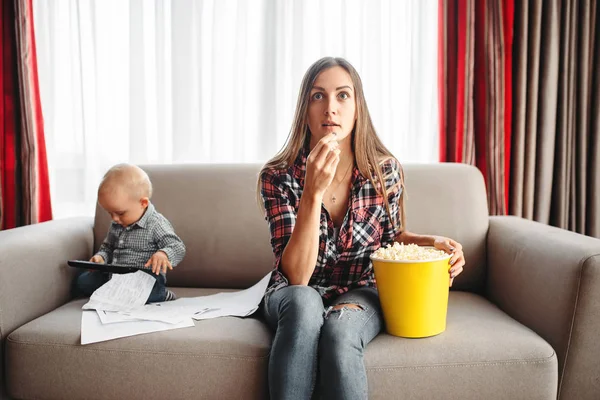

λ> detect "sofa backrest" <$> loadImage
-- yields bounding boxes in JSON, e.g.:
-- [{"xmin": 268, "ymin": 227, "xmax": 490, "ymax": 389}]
[
  {"xmin": 93, "ymin": 163, "xmax": 489, "ymax": 291},
  {"xmin": 401, "ymin": 163, "xmax": 489, "ymax": 292},
  {"xmin": 94, "ymin": 164, "xmax": 271, "ymax": 289}
]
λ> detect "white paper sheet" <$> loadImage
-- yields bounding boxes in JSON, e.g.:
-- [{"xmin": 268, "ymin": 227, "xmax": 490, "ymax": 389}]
[
  {"xmin": 80, "ymin": 272, "xmax": 271, "ymax": 344},
  {"xmin": 141, "ymin": 272, "xmax": 271, "ymax": 321},
  {"xmin": 82, "ymin": 271, "xmax": 156, "ymax": 312},
  {"xmin": 190, "ymin": 272, "xmax": 270, "ymax": 320},
  {"xmin": 193, "ymin": 305, "xmax": 258, "ymax": 320},
  {"xmin": 81, "ymin": 311, "xmax": 194, "ymax": 345},
  {"xmin": 96, "ymin": 310, "xmax": 145, "ymax": 324},
  {"xmin": 115, "ymin": 303, "xmax": 209, "ymax": 324}
]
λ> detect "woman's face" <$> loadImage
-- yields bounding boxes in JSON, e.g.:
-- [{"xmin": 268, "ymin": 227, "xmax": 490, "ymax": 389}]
[{"xmin": 307, "ymin": 66, "xmax": 357, "ymax": 143}]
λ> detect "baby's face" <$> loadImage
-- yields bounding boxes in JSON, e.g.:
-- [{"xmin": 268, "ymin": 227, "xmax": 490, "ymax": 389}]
[{"xmin": 99, "ymin": 188, "xmax": 147, "ymax": 227}]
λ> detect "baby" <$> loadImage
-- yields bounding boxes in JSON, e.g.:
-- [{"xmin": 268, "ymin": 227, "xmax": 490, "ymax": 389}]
[{"xmin": 73, "ymin": 163, "xmax": 186, "ymax": 303}]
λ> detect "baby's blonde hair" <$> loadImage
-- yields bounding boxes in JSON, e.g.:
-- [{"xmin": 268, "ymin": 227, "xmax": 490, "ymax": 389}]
[{"xmin": 98, "ymin": 163, "xmax": 153, "ymax": 199}]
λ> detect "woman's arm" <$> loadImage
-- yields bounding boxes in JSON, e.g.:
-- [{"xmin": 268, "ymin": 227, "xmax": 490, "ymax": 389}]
[
  {"xmin": 281, "ymin": 133, "xmax": 341, "ymax": 285},
  {"xmin": 279, "ymin": 192, "xmax": 323, "ymax": 285},
  {"xmin": 261, "ymin": 133, "xmax": 341, "ymax": 286},
  {"xmin": 395, "ymin": 230, "xmax": 466, "ymax": 286},
  {"xmin": 395, "ymin": 230, "xmax": 437, "ymax": 247}
]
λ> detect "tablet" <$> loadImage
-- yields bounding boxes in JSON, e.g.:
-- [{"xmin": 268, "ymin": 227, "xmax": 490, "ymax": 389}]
[{"xmin": 68, "ymin": 260, "xmax": 151, "ymax": 274}]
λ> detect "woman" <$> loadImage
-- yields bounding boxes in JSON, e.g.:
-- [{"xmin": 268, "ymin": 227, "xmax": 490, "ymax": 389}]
[{"xmin": 258, "ymin": 57, "xmax": 465, "ymax": 400}]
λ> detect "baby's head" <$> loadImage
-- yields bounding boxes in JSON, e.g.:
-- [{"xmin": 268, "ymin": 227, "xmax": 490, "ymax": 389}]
[{"xmin": 97, "ymin": 164, "xmax": 153, "ymax": 227}]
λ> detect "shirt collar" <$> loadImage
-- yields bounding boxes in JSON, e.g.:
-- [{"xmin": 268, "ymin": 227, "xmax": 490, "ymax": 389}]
[{"xmin": 133, "ymin": 202, "xmax": 155, "ymax": 229}]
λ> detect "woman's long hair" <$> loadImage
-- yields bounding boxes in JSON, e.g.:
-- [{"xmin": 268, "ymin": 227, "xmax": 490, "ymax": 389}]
[{"xmin": 257, "ymin": 57, "xmax": 406, "ymax": 232}]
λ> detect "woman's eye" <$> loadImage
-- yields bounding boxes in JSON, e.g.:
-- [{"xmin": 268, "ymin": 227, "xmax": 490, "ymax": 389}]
[
  {"xmin": 338, "ymin": 92, "xmax": 349, "ymax": 100},
  {"xmin": 312, "ymin": 93, "xmax": 323, "ymax": 101}
]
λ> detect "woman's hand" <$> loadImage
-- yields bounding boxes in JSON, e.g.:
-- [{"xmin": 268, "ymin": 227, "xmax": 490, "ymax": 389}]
[
  {"xmin": 304, "ymin": 132, "xmax": 341, "ymax": 200},
  {"xmin": 433, "ymin": 236, "xmax": 465, "ymax": 287}
]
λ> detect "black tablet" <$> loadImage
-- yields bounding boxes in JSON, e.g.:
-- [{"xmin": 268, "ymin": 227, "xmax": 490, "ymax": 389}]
[{"xmin": 67, "ymin": 260, "xmax": 151, "ymax": 274}]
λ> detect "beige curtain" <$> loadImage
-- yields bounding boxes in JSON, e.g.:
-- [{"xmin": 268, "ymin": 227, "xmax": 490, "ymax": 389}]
[{"xmin": 511, "ymin": 0, "xmax": 599, "ymax": 238}]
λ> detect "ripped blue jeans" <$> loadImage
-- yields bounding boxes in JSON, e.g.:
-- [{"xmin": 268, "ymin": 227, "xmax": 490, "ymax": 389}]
[{"xmin": 262, "ymin": 285, "xmax": 384, "ymax": 400}]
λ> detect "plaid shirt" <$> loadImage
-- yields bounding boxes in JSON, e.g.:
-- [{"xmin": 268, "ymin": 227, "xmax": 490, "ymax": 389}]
[
  {"xmin": 260, "ymin": 142, "xmax": 403, "ymax": 301},
  {"xmin": 96, "ymin": 203, "xmax": 186, "ymax": 269}
]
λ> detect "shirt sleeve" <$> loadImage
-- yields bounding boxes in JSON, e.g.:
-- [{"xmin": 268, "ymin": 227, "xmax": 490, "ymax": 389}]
[
  {"xmin": 260, "ymin": 169, "xmax": 297, "ymax": 272},
  {"xmin": 153, "ymin": 218, "xmax": 187, "ymax": 266},
  {"xmin": 380, "ymin": 158, "xmax": 403, "ymax": 246},
  {"xmin": 96, "ymin": 224, "xmax": 116, "ymax": 263}
]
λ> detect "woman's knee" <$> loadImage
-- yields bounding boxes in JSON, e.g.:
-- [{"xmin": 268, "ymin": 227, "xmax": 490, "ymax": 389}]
[
  {"xmin": 320, "ymin": 323, "xmax": 361, "ymax": 354},
  {"xmin": 274, "ymin": 286, "xmax": 324, "ymax": 330}
]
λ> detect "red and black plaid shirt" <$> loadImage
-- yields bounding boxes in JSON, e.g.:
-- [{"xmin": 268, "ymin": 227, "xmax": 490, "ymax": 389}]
[{"xmin": 260, "ymin": 142, "xmax": 403, "ymax": 301}]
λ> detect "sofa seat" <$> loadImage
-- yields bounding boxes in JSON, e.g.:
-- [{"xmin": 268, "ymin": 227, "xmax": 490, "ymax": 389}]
[
  {"xmin": 7, "ymin": 289, "xmax": 556, "ymax": 400},
  {"xmin": 6, "ymin": 288, "xmax": 271, "ymax": 400},
  {"xmin": 364, "ymin": 292, "xmax": 557, "ymax": 399}
]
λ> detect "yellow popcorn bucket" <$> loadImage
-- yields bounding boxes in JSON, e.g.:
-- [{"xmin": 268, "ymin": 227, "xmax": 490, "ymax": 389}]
[{"xmin": 371, "ymin": 250, "xmax": 451, "ymax": 338}]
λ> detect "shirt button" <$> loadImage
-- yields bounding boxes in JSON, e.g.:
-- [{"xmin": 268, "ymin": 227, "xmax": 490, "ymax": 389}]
[
  {"xmin": 113, "ymin": 258, "xmax": 117, "ymax": 263},
  {"xmin": 119, "ymin": 240, "xmax": 124, "ymax": 244}
]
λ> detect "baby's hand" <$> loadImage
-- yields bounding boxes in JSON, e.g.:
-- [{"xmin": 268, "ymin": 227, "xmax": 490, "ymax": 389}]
[
  {"xmin": 145, "ymin": 251, "xmax": 173, "ymax": 275},
  {"xmin": 89, "ymin": 255, "xmax": 105, "ymax": 263}
]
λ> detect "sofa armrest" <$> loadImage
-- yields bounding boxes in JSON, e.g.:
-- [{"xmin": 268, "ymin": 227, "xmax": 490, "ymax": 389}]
[
  {"xmin": 0, "ymin": 217, "xmax": 93, "ymax": 398},
  {"xmin": 487, "ymin": 216, "xmax": 600, "ymax": 400},
  {"xmin": 0, "ymin": 217, "xmax": 94, "ymax": 335}
]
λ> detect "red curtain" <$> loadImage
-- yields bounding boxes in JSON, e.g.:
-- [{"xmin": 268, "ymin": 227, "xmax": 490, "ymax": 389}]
[
  {"xmin": 439, "ymin": 0, "xmax": 514, "ymax": 215},
  {"xmin": 0, "ymin": 0, "xmax": 52, "ymax": 230}
]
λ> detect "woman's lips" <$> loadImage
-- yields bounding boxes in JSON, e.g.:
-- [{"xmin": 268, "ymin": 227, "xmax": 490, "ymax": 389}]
[{"xmin": 323, "ymin": 124, "xmax": 339, "ymax": 132}]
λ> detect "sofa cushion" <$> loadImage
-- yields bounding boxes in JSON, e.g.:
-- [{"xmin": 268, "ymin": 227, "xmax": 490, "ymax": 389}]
[
  {"xmin": 365, "ymin": 292, "xmax": 557, "ymax": 400},
  {"xmin": 7, "ymin": 289, "xmax": 556, "ymax": 400},
  {"xmin": 6, "ymin": 288, "xmax": 271, "ymax": 400}
]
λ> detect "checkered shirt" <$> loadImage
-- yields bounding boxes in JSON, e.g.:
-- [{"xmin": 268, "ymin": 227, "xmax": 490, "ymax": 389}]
[
  {"xmin": 260, "ymin": 143, "xmax": 403, "ymax": 301},
  {"xmin": 95, "ymin": 202, "xmax": 186, "ymax": 268}
]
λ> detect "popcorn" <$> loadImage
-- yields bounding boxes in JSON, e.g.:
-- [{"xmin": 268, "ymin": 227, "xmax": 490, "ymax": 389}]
[{"xmin": 372, "ymin": 242, "xmax": 448, "ymax": 261}]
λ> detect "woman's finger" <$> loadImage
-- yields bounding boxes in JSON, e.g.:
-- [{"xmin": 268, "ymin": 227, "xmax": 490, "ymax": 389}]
[
  {"xmin": 436, "ymin": 238, "xmax": 455, "ymax": 254},
  {"xmin": 324, "ymin": 147, "xmax": 340, "ymax": 166},
  {"xmin": 316, "ymin": 131, "xmax": 339, "ymax": 149},
  {"xmin": 310, "ymin": 132, "xmax": 339, "ymax": 159},
  {"xmin": 450, "ymin": 251, "xmax": 464, "ymax": 268},
  {"xmin": 449, "ymin": 258, "xmax": 464, "ymax": 277},
  {"xmin": 450, "ymin": 265, "xmax": 463, "ymax": 278},
  {"xmin": 323, "ymin": 149, "xmax": 341, "ymax": 174},
  {"xmin": 449, "ymin": 251, "xmax": 459, "ymax": 265},
  {"xmin": 448, "ymin": 239, "xmax": 462, "ymax": 252},
  {"xmin": 312, "ymin": 139, "xmax": 339, "ymax": 167},
  {"xmin": 308, "ymin": 133, "xmax": 333, "ymax": 160}
]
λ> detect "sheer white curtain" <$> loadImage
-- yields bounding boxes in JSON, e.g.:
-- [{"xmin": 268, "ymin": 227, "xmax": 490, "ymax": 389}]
[{"xmin": 33, "ymin": 0, "xmax": 439, "ymax": 219}]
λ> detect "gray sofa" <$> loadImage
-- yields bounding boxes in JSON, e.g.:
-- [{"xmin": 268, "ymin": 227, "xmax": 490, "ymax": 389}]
[{"xmin": 1, "ymin": 163, "xmax": 599, "ymax": 400}]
